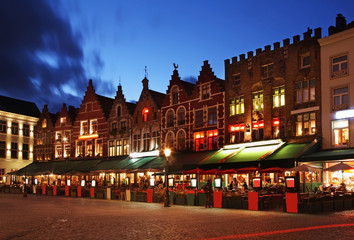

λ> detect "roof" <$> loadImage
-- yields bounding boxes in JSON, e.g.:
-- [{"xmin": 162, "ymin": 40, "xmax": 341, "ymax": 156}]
[
  {"xmin": 96, "ymin": 94, "xmax": 114, "ymax": 119},
  {"xmin": 0, "ymin": 95, "xmax": 40, "ymax": 118},
  {"xmin": 126, "ymin": 102, "xmax": 136, "ymax": 115},
  {"xmin": 180, "ymin": 80, "xmax": 195, "ymax": 96},
  {"xmin": 148, "ymin": 90, "xmax": 166, "ymax": 108}
]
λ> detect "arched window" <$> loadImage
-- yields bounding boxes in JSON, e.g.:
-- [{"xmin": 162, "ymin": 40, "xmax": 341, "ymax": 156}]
[
  {"xmin": 177, "ymin": 108, "xmax": 185, "ymax": 125},
  {"xmin": 166, "ymin": 132, "xmax": 174, "ymax": 149},
  {"xmin": 167, "ymin": 110, "xmax": 174, "ymax": 127},
  {"xmin": 177, "ymin": 130, "xmax": 186, "ymax": 151},
  {"xmin": 172, "ymin": 86, "xmax": 179, "ymax": 104},
  {"xmin": 142, "ymin": 108, "xmax": 149, "ymax": 122},
  {"xmin": 117, "ymin": 106, "xmax": 121, "ymax": 117}
]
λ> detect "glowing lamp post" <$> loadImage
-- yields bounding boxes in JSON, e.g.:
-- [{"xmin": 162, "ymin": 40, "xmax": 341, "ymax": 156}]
[{"xmin": 164, "ymin": 148, "xmax": 171, "ymax": 207}]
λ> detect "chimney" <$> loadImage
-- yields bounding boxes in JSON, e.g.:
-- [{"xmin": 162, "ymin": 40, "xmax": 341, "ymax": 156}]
[
  {"xmin": 336, "ymin": 13, "xmax": 347, "ymax": 29},
  {"xmin": 303, "ymin": 27, "xmax": 312, "ymax": 40},
  {"xmin": 225, "ymin": 59, "xmax": 230, "ymax": 65},
  {"xmin": 314, "ymin": 28, "xmax": 322, "ymax": 38}
]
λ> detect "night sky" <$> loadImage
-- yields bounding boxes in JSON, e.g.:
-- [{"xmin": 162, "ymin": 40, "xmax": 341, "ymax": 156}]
[{"xmin": 1, "ymin": 0, "xmax": 354, "ymax": 113}]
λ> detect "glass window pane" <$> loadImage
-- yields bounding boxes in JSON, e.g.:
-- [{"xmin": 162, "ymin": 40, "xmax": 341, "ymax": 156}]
[
  {"xmin": 334, "ymin": 96, "xmax": 340, "ymax": 106},
  {"xmin": 342, "ymin": 95, "xmax": 348, "ymax": 105},
  {"xmin": 303, "ymin": 89, "xmax": 309, "ymax": 102}
]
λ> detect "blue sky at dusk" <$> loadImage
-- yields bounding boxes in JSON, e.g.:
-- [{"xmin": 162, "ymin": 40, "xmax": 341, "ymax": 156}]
[{"xmin": 1, "ymin": 0, "xmax": 354, "ymax": 113}]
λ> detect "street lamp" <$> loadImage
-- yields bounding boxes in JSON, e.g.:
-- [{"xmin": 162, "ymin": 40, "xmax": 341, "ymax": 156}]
[{"xmin": 164, "ymin": 148, "xmax": 171, "ymax": 207}]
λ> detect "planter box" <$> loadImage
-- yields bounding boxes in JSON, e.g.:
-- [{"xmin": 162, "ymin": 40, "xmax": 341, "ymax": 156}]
[
  {"xmin": 334, "ymin": 198, "xmax": 344, "ymax": 211},
  {"xmin": 198, "ymin": 192, "xmax": 206, "ymax": 206},
  {"xmin": 187, "ymin": 193, "xmax": 195, "ymax": 206},
  {"xmin": 70, "ymin": 189, "xmax": 77, "ymax": 197},
  {"xmin": 10, "ymin": 188, "xmax": 21, "ymax": 194},
  {"xmin": 96, "ymin": 191, "xmax": 105, "ymax": 199},
  {"xmin": 47, "ymin": 189, "xmax": 53, "ymax": 196},
  {"xmin": 175, "ymin": 194, "xmax": 186, "ymax": 205},
  {"xmin": 227, "ymin": 196, "xmax": 243, "ymax": 209},
  {"xmin": 136, "ymin": 192, "xmax": 147, "ymax": 202}
]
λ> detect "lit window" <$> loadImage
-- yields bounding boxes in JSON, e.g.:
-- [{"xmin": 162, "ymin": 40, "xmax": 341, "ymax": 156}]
[
  {"xmin": 252, "ymin": 121, "xmax": 264, "ymax": 141},
  {"xmin": 80, "ymin": 121, "xmax": 88, "ymax": 135},
  {"xmin": 90, "ymin": 120, "xmax": 98, "ymax": 134},
  {"xmin": 331, "ymin": 54, "xmax": 348, "ymax": 78},
  {"xmin": 207, "ymin": 130, "xmax": 218, "ymax": 150},
  {"xmin": 86, "ymin": 140, "xmax": 93, "ymax": 157},
  {"xmin": 142, "ymin": 108, "xmax": 149, "ymax": 122},
  {"xmin": 296, "ymin": 112, "xmax": 316, "ymax": 136},
  {"xmin": 273, "ymin": 86, "xmax": 285, "ymax": 108},
  {"xmin": 301, "ymin": 53, "xmax": 310, "ymax": 68},
  {"xmin": 201, "ymin": 84, "xmax": 210, "ymax": 100},
  {"xmin": 252, "ymin": 91, "xmax": 263, "ymax": 112},
  {"xmin": 109, "ymin": 141, "xmax": 115, "ymax": 156},
  {"xmin": 56, "ymin": 131, "xmax": 62, "ymax": 141},
  {"xmin": 194, "ymin": 132, "xmax": 205, "ymax": 151},
  {"xmin": 296, "ymin": 79, "xmax": 315, "ymax": 103},
  {"xmin": 229, "ymin": 124, "xmax": 245, "ymax": 144},
  {"xmin": 332, "ymin": 120, "xmax": 349, "ymax": 147},
  {"xmin": 152, "ymin": 132, "xmax": 160, "ymax": 150},
  {"xmin": 116, "ymin": 140, "xmax": 122, "ymax": 156},
  {"xmin": 76, "ymin": 141, "xmax": 84, "ymax": 157},
  {"xmin": 60, "ymin": 117, "xmax": 66, "ymax": 126},
  {"xmin": 123, "ymin": 139, "xmax": 129, "ymax": 155},
  {"xmin": 261, "ymin": 63, "xmax": 273, "ymax": 79},
  {"xmin": 42, "ymin": 119, "xmax": 47, "ymax": 128},
  {"xmin": 95, "ymin": 139, "xmax": 102, "ymax": 156},
  {"xmin": 332, "ymin": 86, "xmax": 348, "ymax": 111},
  {"xmin": 272, "ymin": 118, "xmax": 285, "ymax": 139}
]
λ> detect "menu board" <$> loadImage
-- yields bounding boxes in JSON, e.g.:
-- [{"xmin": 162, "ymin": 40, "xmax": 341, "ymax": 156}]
[
  {"xmin": 215, "ymin": 178, "xmax": 221, "ymax": 188},
  {"xmin": 191, "ymin": 178, "xmax": 197, "ymax": 188},
  {"xmin": 286, "ymin": 178, "xmax": 295, "ymax": 188},
  {"xmin": 253, "ymin": 178, "xmax": 261, "ymax": 188}
]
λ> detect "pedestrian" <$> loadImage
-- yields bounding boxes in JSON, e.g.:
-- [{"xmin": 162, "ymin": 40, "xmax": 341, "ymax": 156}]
[{"xmin": 203, "ymin": 180, "xmax": 213, "ymax": 208}]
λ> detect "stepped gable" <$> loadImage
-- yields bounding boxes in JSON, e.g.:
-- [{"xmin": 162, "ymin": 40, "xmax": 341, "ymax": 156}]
[
  {"xmin": 0, "ymin": 95, "xmax": 40, "ymax": 117},
  {"xmin": 96, "ymin": 94, "xmax": 114, "ymax": 120},
  {"xmin": 196, "ymin": 60, "xmax": 217, "ymax": 84},
  {"xmin": 113, "ymin": 84, "xmax": 136, "ymax": 115},
  {"xmin": 148, "ymin": 89, "xmax": 166, "ymax": 109}
]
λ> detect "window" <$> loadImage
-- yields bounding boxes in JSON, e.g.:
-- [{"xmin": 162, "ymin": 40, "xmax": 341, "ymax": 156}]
[
  {"xmin": 55, "ymin": 131, "xmax": 62, "ymax": 142},
  {"xmin": 23, "ymin": 124, "xmax": 30, "ymax": 137},
  {"xmin": 194, "ymin": 132, "xmax": 204, "ymax": 151},
  {"xmin": 86, "ymin": 102, "xmax": 92, "ymax": 112},
  {"xmin": 301, "ymin": 53, "xmax": 311, "ymax": 68},
  {"xmin": 296, "ymin": 112, "xmax": 316, "ymax": 136},
  {"xmin": 0, "ymin": 141, "xmax": 5, "ymax": 158},
  {"xmin": 230, "ymin": 96, "xmax": 244, "ymax": 116},
  {"xmin": 296, "ymin": 79, "xmax": 315, "ymax": 103},
  {"xmin": 207, "ymin": 130, "xmax": 218, "ymax": 150},
  {"xmin": 261, "ymin": 63, "xmax": 273, "ymax": 79},
  {"xmin": 167, "ymin": 110, "xmax": 174, "ymax": 128},
  {"xmin": 272, "ymin": 118, "xmax": 285, "ymax": 139},
  {"xmin": 331, "ymin": 54, "xmax": 348, "ymax": 78},
  {"xmin": 142, "ymin": 108, "xmax": 149, "ymax": 122},
  {"xmin": 273, "ymin": 86, "xmax": 285, "ymax": 108},
  {"xmin": 42, "ymin": 119, "xmax": 47, "ymax": 128},
  {"xmin": 80, "ymin": 121, "xmax": 88, "ymax": 135},
  {"xmin": 201, "ymin": 84, "xmax": 210, "ymax": 100},
  {"xmin": 86, "ymin": 140, "xmax": 93, "ymax": 157},
  {"xmin": 172, "ymin": 86, "xmax": 178, "ymax": 104},
  {"xmin": 229, "ymin": 124, "xmax": 245, "ymax": 144},
  {"xmin": 55, "ymin": 145, "xmax": 63, "ymax": 159},
  {"xmin": 95, "ymin": 139, "xmax": 102, "ymax": 156},
  {"xmin": 152, "ymin": 131, "xmax": 160, "ymax": 150},
  {"xmin": 332, "ymin": 120, "xmax": 349, "ymax": 147},
  {"xmin": 232, "ymin": 74, "xmax": 241, "ymax": 86},
  {"xmin": 177, "ymin": 108, "xmax": 186, "ymax": 125},
  {"xmin": 111, "ymin": 122, "xmax": 117, "ymax": 133},
  {"xmin": 22, "ymin": 143, "xmax": 29, "ymax": 160},
  {"xmin": 11, "ymin": 142, "xmax": 18, "ymax": 159},
  {"xmin": 123, "ymin": 139, "xmax": 129, "ymax": 155},
  {"xmin": 252, "ymin": 121, "xmax": 264, "ymax": 141},
  {"xmin": 64, "ymin": 145, "xmax": 70, "ymax": 158},
  {"xmin": 60, "ymin": 117, "xmax": 66, "ymax": 126},
  {"xmin": 90, "ymin": 120, "xmax": 98, "ymax": 134},
  {"xmin": 109, "ymin": 141, "xmax": 115, "ymax": 156},
  {"xmin": 143, "ymin": 133, "xmax": 150, "ymax": 151},
  {"xmin": 208, "ymin": 107, "xmax": 217, "ymax": 125},
  {"xmin": 195, "ymin": 110, "xmax": 203, "ymax": 128},
  {"xmin": 252, "ymin": 91, "xmax": 263, "ymax": 112},
  {"xmin": 64, "ymin": 131, "xmax": 70, "ymax": 143},
  {"xmin": 177, "ymin": 131, "xmax": 186, "ymax": 151},
  {"xmin": 117, "ymin": 106, "xmax": 121, "ymax": 117},
  {"xmin": 133, "ymin": 134, "xmax": 141, "ymax": 152},
  {"xmin": 116, "ymin": 140, "xmax": 122, "ymax": 156},
  {"xmin": 121, "ymin": 121, "xmax": 127, "ymax": 131},
  {"xmin": 11, "ymin": 122, "xmax": 18, "ymax": 135},
  {"xmin": 0, "ymin": 120, "xmax": 6, "ymax": 133},
  {"xmin": 332, "ymin": 86, "xmax": 348, "ymax": 111}
]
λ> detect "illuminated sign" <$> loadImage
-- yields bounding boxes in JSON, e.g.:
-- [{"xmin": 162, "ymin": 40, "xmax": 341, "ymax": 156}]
[
  {"xmin": 191, "ymin": 179, "xmax": 197, "ymax": 188},
  {"xmin": 229, "ymin": 124, "xmax": 245, "ymax": 132},
  {"xmin": 67, "ymin": 179, "xmax": 71, "ymax": 186},
  {"xmin": 150, "ymin": 178, "xmax": 155, "ymax": 187},
  {"xmin": 215, "ymin": 178, "xmax": 221, "ymax": 188},
  {"xmin": 273, "ymin": 119, "xmax": 280, "ymax": 126},
  {"xmin": 78, "ymin": 134, "xmax": 99, "ymax": 140},
  {"xmin": 81, "ymin": 180, "xmax": 85, "ymax": 187},
  {"xmin": 253, "ymin": 178, "xmax": 261, "ymax": 188},
  {"xmin": 335, "ymin": 109, "xmax": 354, "ymax": 119}
]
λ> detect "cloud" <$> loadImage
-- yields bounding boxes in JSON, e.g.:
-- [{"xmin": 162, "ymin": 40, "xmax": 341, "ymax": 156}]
[
  {"xmin": 0, "ymin": 0, "xmax": 87, "ymax": 113},
  {"xmin": 183, "ymin": 76, "xmax": 197, "ymax": 84}
]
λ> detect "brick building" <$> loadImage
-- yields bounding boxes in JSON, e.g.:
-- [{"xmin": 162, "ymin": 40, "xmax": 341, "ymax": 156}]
[
  {"xmin": 161, "ymin": 61, "xmax": 225, "ymax": 152},
  {"xmin": 224, "ymin": 27, "xmax": 322, "ymax": 144},
  {"xmin": 107, "ymin": 85, "xmax": 136, "ymax": 157}
]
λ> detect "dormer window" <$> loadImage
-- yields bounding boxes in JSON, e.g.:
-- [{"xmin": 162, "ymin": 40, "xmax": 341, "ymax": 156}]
[
  {"xmin": 60, "ymin": 117, "xmax": 66, "ymax": 126},
  {"xmin": 142, "ymin": 108, "xmax": 149, "ymax": 122},
  {"xmin": 172, "ymin": 86, "xmax": 179, "ymax": 104},
  {"xmin": 42, "ymin": 119, "xmax": 47, "ymax": 128}
]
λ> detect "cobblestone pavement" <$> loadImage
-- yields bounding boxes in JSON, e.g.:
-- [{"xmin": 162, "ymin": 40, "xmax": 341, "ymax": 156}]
[{"xmin": 1, "ymin": 193, "xmax": 354, "ymax": 240}]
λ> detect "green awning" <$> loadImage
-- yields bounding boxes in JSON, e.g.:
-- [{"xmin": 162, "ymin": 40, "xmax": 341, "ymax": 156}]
[
  {"xmin": 200, "ymin": 149, "xmax": 238, "ymax": 164},
  {"xmin": 138, "ymin": 156, "xmax": 167, "ymax": 171},
  {"xmin": 124, "ymin": 156, "xmax": 156, "ymax": 170},
  {"xmin": 300, "ymin": 148, "xmax": 354, "ymax": 162},
  {"xmin": 265, "ymin": 142, "xmax": 311, "ymax": 160},
  {"xmin": 90, "ymin": 156, "xmax": 129, "ymax": 172},
  {"xmin": 225, "ymin": 145, "xmax": 281, "ymax": 163},
  {"xmin": 67, "ymin": 159, "xmax": 102, "ymax": 174}
]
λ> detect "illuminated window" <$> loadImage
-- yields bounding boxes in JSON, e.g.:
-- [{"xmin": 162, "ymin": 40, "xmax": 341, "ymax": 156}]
[
  {"xmin": 143, "ymin": 133, "xmax": 150, "ymax": 151},
  {"xmin": 23, "ymin": 124, "xmax": 30, "ymax": 137},
  {"xmin": 64, "ymin": 131, "xmax": 70, "ymax": 142},
  {"xmin": 142, "ymin": 108, "xmax": 149, "ymax": 122},
  {"xmin": 273, "ymin": 86, "xmax": 285, "ymax": 108},
  {"xmin": 0, "ymin": 120, "xmax": 6, "ymax": 133},
  {"xmin": 95, "ymin": 139, "xmax": 102, "ymax": 156},
  {"xmin": 296, "ymin": 79, "xmax": 315, "ymax": 103},
  {"xmin": 177, "ymin": 108, "xmax": 185, "ymax": 125},
  {"xmin": 11, "ymin": 122, "xmax": 18, "ymax": 135},
  {"xmin": 55, "ymin": 145, "xmax": 62, "ymax": 159},
  {"xmin": 64, "ymin": 145, "xmax": 70, "ymax": 158},
  {"xmin": 0, "ymin": 141, "xmax": 5, "ymax": 158},
  {"xmin": 60, "ymin": 117, "xmax": 66, "ymax": 126},
  {"xmin": 207, "ymin": 130, "xmax": 218, "ymax": 150},
  {"xmin": 195, "ymin": 110, "xmax": 203, "ymax": 128},
  {"xmin": 109, "ymin": 141, "xmax": 115, "ymax": 156},
  {"xmin": 86, "ymin": 140, "xmax": 93, "ymax": 157},
  {"xmin": 296, "ymin": 112, "xmax": 316, "ymax": 136},
  {"xmin": 301, "ymin": 53, "xmax": 310, "ymax": 69},
  {"xmin": 252, "ymin": 91, "xmax": 263, "ymax": 112},
  {"xmin": 115, "ymin": 140, "xmax": 122, "ymax": 156},
  {"xmin": 42, "ymin": 119, "xmax": 47, "ymax": 128},
  {"xmin": 208, "ymin": 107, "xmax": 217, "ymax": 125},
  {"xmin": 229, "ymin": 124, "xmax": 245, "ymax": 144},
  {"xmin": 90, "ymin": 120, "xmax": 98, "ymax": 134},
  {"xmin": 201, "ymin": 84, "xmax": 210, "ymax": 100},
  {"xmin": 172, "ymin": 86, "xmax": 179, "ymax": 104},
  {"xmin": 272, "ymin": 118, "xmax": 285, "ymax": 139},
  {"xmin": 331, "ymin": 54, "xmax": 348, "ymax": 78},
  {"xmin": 194, "ymin": 132, "xmax": 205, "ymax": 151},
  {"xmin": 232, "ymin": 74, "xmax": 241, "ymax": 86},
  {"xmin": 252, "ymin": 121, "xmax": 264, "ymax": 141},
  {"xmin": 235, "ymin": 96, "xmax": 245, "ymax": 115},
  {"xmin": 123, "ymin": 139, "xmax": 129, "ymax": 155},
  {"xmin": 230, "ymin": 99, "xmax": 236, "ymax": 116},
  {"xmin": 332, "ymin": 120, "xmax": 349, "ymax": 147},
  {"xmin": 332, "ymin": 86, "xmax": 348, "ymax": 111},
  {"xmin": 261, "ymin": 63, "xmax": 273, "ymax": 79},
  {"xmin": 55, "ymin": 131, "xmax": 62, "ymax": 142},
  {"xmin": 11, "ymin": 142, "xmax": 18, "ymax": 159},
  {"xmin": 152, "ymin": 132, "xmax": 160, "ymax": 150},
  {"xmin": 167, "ymin": 110, "xmax": 174, "ymax": 127},
  {"xmin": 80, "ymin": 121, "xmax": 88, "ymax": 135}
]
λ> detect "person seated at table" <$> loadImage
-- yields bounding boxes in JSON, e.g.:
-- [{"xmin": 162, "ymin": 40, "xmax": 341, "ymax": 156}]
[
  {"xmin": 337, "ymin": 182, "xmax": 347, "ymax": 192},
  {"xmin": 228, "ymin": 180, "xmax": 234, "ymax": 191},
  {"xmin": 242, "ymin": 181, "xmax": 248, "ymax": 190}
]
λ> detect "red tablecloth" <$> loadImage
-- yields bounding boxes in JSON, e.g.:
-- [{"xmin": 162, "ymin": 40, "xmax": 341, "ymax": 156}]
[
  {"xmin": 214, "ymin": 191, "xmax": 222, "ymax": 208},
  {"xmin": 285, "ymin": 193, "xmax": 298, "ymax": 213},
  {"xmin": 147, "ymin": 189, "xmax": 153, "ymax": 203},
  {"xmin": 248, "ymin": 192, "xmax": 258, "ymax": 211}
]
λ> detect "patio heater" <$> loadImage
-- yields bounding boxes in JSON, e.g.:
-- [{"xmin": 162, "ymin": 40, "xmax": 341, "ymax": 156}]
[{"xmin": 164, "ymin": 148, "xmax": 171, "ymax": 207}]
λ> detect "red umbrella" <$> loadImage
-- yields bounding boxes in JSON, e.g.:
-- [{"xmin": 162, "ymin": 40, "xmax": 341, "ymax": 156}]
[
  {"xmin": 259, "ymin": 167, "xmax": 287, "ymax": 173},
  {"xmin": 235, "ymin": 167, "xmax": 259, "ymax": 174},
  {"xmin": 324, "ymin": 162, "xmax": 354, "ymax": 183},
  {"xmin": 201, "ymin": 169, "xmax": 219, "ymax": 175},
  {"xmin": 183, "ymin": 168, "xmax": 205, "ymax": 175},
  {"xmin": 218, "ymin": 169, "xmax": 237, "ymax": 174}
]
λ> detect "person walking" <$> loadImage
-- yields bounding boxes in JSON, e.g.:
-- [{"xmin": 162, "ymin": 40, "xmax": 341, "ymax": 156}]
[{"xmin": 203, "ymin": 180, "xmax": 213, "ymax": 208}]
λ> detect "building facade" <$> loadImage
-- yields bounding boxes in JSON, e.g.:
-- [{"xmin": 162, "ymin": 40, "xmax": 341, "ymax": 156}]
[
  {"xmin": 224, "ymin": 27, "xmax": 322, "ymax": 144},
  {"xmin": 0, "ymin": 95, "xmax": 39, "ymax": 183}
]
